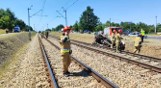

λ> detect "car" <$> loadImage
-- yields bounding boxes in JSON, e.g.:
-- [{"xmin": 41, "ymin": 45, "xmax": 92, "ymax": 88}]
[
  {"xmin": 83, "ymin": 29, "xmax": 91, "ymax": 34},
  {"xmin": 128, "ymin": 32, "xmax": 140, "ymax": 36},
  {"xmin": 13, "ymin": 25, "xmax": 20, "ymax": 32}
]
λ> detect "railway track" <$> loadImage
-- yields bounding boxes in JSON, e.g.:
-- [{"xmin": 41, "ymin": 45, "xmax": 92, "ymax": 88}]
[
  {"xmin": 38, "ymin": 36, "xmax": 59, "ymax": 88},
  {"xmin": 39, "ymin": 35, "xmax": 118, "ymax": 88},
  {"xmin": 50, "ymin": 35, "xmax": 161, "ymax": 73}
]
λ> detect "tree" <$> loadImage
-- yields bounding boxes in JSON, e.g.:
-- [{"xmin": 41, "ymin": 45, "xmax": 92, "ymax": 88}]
[
  {"xmin": 4, "ymin": 9, "xmax": 16, "ymax": 31},
  {"xmin": 73, "ymin": 21, "xmax": 79, "ymax": 32},
  {"xmin": 157, "ymin": 24, "xmax": 161, "ymax": 32},
  {"xmin": 25, "ymin": 25, "xmax": 33, "ymax": 31},
  {"xmin": 95, "ymin": 23, "xmax": 103, "ymax": 31},
  {"xmin": 79, "ymin": 6, "xmax": 100, "ymax": 32},
  {"xmin": 15, "ymin": 19, "xmax": 26, "ymax": 31},
  {"xmin": 54, "ymin": 24, "xmax": 64, "ymax": 31},
  {"xmin": 0, "ymin": 8, "xmax": 28, "ymax": 32}
]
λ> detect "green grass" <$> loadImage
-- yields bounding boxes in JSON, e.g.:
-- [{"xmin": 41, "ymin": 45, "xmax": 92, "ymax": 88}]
[
  {"xmin": 50, "ymin": 32, "xmax": 95, "ymax": 43},
  {"xmin": 0, "ymin": 32, "xmax": 33, "ymax": 78},
  {"xmin": 0, "ymin": 29, "xmax": 5, "ymax": 35},
  {"xmin": 0, "ymin": 44, "xmax": 28, "ymax": 77}
]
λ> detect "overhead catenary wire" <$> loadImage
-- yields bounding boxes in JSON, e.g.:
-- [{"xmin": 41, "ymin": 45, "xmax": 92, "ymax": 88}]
[
  {"xmin": 56, "ymin": 0, "xmax": 79, "ymax": 26},
  {"xmin": 66, "ymin": 0, "xmax": 79, "ymax": 10}
]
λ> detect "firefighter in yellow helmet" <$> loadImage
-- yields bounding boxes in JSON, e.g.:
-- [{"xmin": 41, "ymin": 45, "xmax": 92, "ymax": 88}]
[
  {"xmin": 134, "ymin": 34, "xmax": 142, "ymax": 53},
  {"xmin": 60, "ymin": 26, "xmax": 72, "ymax": 77}
]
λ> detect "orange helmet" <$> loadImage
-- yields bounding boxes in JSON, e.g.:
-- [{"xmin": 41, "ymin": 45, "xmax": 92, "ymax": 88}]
[
  {"xmin": 118, "ymin": 29, "xmax": 122, "ymax": 33},
  {"xmin": 63, "ymin": 26, "xmax": 70, "ymax": 32},
  {"xmin": 113, "ymin": 30, "xmax": 116, "ymax": 33}
]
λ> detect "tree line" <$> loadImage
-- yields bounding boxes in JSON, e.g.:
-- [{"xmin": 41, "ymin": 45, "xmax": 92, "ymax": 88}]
[
  {"xmin": 51, "ymin": 6, "xmax": 161, "ymax": 34},
  {"xmin": 0, "ymin": 8, "xmax": 33, "ymax": 32}
]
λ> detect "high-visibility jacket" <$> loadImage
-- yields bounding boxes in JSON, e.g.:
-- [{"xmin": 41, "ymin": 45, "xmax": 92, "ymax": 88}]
[
  {"xmin": 115, "ymin": 33, "xmax": 121, "ymax": 43},
  {"xmin": 141, "ymin": 29, "xmax": 145, "ymax": 36},
  {"xmin": 111, "ymin": 33, "xmax": 116, "ymax": 41},
  {"xmin": 60, "ymin": 35, "xmax": 71, "ymax": 54}
]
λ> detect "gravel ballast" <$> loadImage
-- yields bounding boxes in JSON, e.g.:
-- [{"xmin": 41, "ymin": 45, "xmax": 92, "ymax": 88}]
[
  {"xmin": 48, "ymin": 36, "xmax": 161, "ymax": 88},
  {"xmin": 41, "ymin": 38, "xmax": 106, "ymax": 88},
  {"xmin": 0, "ymin": 34, "xmax": 50, "ymax": 88}
]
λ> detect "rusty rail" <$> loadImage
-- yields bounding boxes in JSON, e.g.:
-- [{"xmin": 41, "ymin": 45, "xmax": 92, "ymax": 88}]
[
  {"xmin": 38, "ymin": 35, "xmax": 59, "ymax": 88},
  {"xmin": 45, "ymin": 38, "xmax": 119, "ymax": 88}
]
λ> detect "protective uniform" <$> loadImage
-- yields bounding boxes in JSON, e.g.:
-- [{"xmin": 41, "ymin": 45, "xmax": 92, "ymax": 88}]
[
  {"xmin": 45, "ymin": 31, "xmax": 49, "ymax": 39},
  {"xmin": 111, "ymin": 30, "xmax": 116, "ymax": 48},
  {"xmin": 140, "ymin": 29, "xmax": 145, "ymax": 42},
  {"xmin": 134, "ymin": 36, "xmax": 142, "ymax": 53},
  {"xmin": 115, "ymin": 30, "xmax": 122, "ymax": 53},
  {"xmin": 115, "ymin": 33, "xmax": 121, "ymax": 52},
  {"xmin": 41, "ymin": 32, "xmax": 44, "ymax": 38},
  {"xmin": 29, "ymin": 31, "xmax": 31, "ymax": 41},
  {"xmin": 6, "ymin": 29, "xmax": 9, "ymax": 34},
  {"xmin": 60, "ymin": 26, "xmax": 72, "ymax": 75}
]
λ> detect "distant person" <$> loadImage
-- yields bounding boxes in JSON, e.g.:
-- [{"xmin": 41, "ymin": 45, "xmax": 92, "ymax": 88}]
[
  {"xmin": 45, "ymin": 31, "xmax": 49, "ymax": 39},
  {"xmin": 29, "ymin": 31, "xmax": 31, "ymax": 41},
  {"xmin": 134, "ymin": 35, "xmax": 142, "ymax": 53},
  {"xmin": 140, "ymin": 29, "xmax": 145, "ymax": 43},
  {"xmin": 6, "ymin": 29, "xmax": 9, "ymax": 34}
]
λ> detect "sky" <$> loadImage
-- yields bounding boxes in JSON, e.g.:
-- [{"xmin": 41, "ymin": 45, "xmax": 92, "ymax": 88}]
[{"xmin": 0, "ymin": 0, "xmax": 161, "ymax": 31}]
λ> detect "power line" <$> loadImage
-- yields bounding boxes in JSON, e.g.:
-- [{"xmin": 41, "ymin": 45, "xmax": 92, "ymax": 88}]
[
  {"xmin": 66, "ymin": 0, "xmax": 79, "ymax": 10},
  {"xmin": 30, "ymin": 9, "xmax": 42, "ymax": 17},
  {"xmin": 56, "ymin": 0, "xmax": 79, "ymax": 26}
]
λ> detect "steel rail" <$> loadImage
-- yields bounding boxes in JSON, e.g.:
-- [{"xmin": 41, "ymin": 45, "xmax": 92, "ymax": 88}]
[
  {"xmin": 50, "ymin": 35, "xmax": 161, "ymax": 62},
  {"xmin": 71, "ymin": 39, "xmax": 161, "ymax": 62},
  {"xmin": 71, "ymin": 40, "xmax": 161, "ymax": 73},
  {"xmin": 38, "ymin": 36, "xmax": 59, "ymax": 88},
  {"xmin": 45, "ymin": 38, "xmax": 119, "ymax": 88},
  {"xmin": 49, "ymin": 36, "xmax": 161, "ymax": 72}
]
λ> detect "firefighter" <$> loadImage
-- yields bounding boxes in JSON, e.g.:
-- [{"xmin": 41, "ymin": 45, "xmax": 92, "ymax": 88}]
[
  {"xmin": 140, "ymin": 28, "xmax": 145, "ymax": 43},
  {"xmin": 29, "ymin": 31, "xmax": 31, "ymax": 41},
  {"xmin": 115, "ymin": 30, "xmax": 122, "ymax": 53},
  {"xmin": 111, "ymin": 30, "xmax": 116, "ymax": 48},
  {"xmin": 60, "ymin": 26, "xmax": 72, "ymax": 77},
  {"xmin": 6, "ymin": 29, "xmax": 9, "ymax": 34},
  {"xmin": 45, "ymin": 31, "xmax": 49, "ymax": 39},
  {"xmin": 41, "ymin": 31, "xmax": 44, "ymax": 38},
  {"xmin": 134, "ymin": 35, "xmax": 142, "ymax": 53}
]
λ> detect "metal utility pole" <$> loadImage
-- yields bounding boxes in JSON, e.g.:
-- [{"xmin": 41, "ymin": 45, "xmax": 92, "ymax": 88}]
[
  {"xmin": 64, "ymin": 10, "xmax": 68, "ymax": 26},
  {"xmin": 28, "ymin": 8, "xmax": 31, "ymax": 27},
  {"xmin": 47, "ymin": 24, "xmax": 48, "ymax": 29},
  {"xmin": 109, "ymin": 18, "xmax": 111, "ymax": 27},
  {"xmin": 155, "ymin": 16, "xmax": 157, "ymax": 34},
  {"xmin": 28, "ymin": 5, "xmax": 32, "ymax": 40},
  {"xmin": 56, "ymin": 8, "xmax": 68, "ymax": 26},
  {"xmin": 62, "ymin": 7, "xmax": 68, "ymax": 26}
]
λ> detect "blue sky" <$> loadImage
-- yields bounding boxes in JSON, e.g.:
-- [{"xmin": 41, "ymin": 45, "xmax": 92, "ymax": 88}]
[{"xmin": 1, "ymin": 0, "xmax": 161, "ymax": 31}]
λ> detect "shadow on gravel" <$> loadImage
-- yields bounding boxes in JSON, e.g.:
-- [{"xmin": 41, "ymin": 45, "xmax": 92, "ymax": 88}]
[{"xmin": 68, "ymin": 69, "xmax": 90, "ymax": 77}]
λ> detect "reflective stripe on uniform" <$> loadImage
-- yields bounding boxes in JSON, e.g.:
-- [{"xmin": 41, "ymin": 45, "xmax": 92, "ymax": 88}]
[{"xmin": 61, "ymin": 49, "xmax": 70, "ymax": 53}]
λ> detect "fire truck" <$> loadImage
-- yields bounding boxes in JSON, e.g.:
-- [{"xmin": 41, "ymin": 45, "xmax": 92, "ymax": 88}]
[{"xmin": 104, "ymin": 27, "xmax": 123, "ymax": 36}]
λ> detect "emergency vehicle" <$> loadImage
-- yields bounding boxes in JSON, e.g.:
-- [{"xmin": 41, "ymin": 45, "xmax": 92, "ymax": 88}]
[{"xmin": 104, "ymin": 27, "xmax": 123, "ymax": 36}]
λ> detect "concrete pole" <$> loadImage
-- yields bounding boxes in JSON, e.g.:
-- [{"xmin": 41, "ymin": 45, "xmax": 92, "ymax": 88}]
[{"xmin": 155, "ymin": 16, "xmax": 157, "ymax": 34}]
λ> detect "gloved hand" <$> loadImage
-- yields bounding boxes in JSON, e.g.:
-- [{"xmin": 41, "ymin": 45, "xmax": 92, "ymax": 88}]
[
  {"xmin": 63, "ymin": 37, "xmax": 68, "ymax": 43},
  {"xmin": 69, "ymin": 50, "xmax": 72, "ymax": 54}
]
